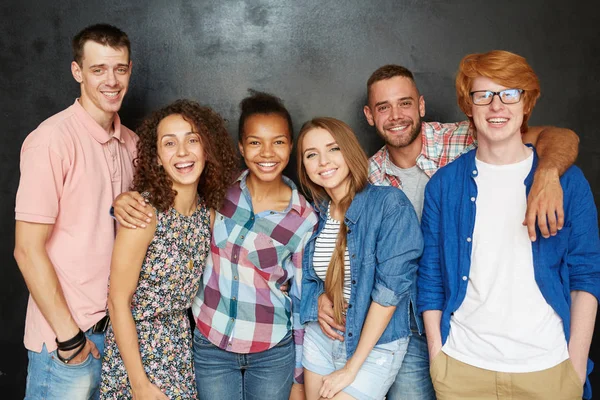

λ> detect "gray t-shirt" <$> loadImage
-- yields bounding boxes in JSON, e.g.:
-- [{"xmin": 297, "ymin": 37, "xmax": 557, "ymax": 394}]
[{"xmin": 386, "ymin": 162, "xmax": 430, "ymax": 221}]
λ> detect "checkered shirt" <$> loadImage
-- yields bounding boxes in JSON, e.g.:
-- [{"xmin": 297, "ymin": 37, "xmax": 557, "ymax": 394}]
[
  {"xmin": 192, "ymin": 170, "xmax": 317, "ymax": 384},
  {"xmin": 368, "ymin": 120, "xmax": 477, "ymax": 188}
]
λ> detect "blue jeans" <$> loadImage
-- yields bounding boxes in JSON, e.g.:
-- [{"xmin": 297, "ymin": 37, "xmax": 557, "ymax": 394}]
[
  {"xmin": 387, "ymin": 313, "xmax": 436, "ymax": 400},
  {"xmin": 25, "ymin": 330, "xmax": 105, "ymax": 400},
  {"xmin": 193, "ymin": 327, "xmax": 294, "ymax": 400}
]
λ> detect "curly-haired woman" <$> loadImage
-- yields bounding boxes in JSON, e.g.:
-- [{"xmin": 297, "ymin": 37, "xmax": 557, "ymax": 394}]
[
  {"xmin": 113, "ymin": 92, "xmax": 318, "ymax": 400},
  {"xmin": 100, "ymin": 100, "xmax": 237, "ymax": 399}
]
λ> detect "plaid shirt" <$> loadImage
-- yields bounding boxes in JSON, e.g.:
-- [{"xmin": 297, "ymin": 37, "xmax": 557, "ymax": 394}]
[
  {"xmin": 192, "ymin": 171, "xmax": 317, "ymax": 384},
  {"xmin": 368, "ymin": 120, "xmax": 476, "ymax": 188}
]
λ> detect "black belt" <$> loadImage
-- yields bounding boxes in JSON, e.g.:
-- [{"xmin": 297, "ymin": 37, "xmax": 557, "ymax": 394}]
[{"xmin": 91, "ymin": 315, "xmax": 110, "ymax": 333}]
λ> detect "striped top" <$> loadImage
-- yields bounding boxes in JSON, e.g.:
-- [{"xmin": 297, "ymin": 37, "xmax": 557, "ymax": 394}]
[{"xmin": 312, "ymin": 203, "xmax": 351, "ymax": 302}]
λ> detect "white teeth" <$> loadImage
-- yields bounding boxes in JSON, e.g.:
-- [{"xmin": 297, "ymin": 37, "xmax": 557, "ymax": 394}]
[
  {"xmin": 389, "ymin": 125, "xmax": 409, "ymax": 131},
  {"xmin": 320, "ymin": 169, "xmax": 336, "ymax": 176},
  {"xmin": 258, "ymin": 162, "xmax": 276, "ymax": 167},
  {"xmin": 102, "ymin": 92, "xmax": 119, "ymax": 98},
  {"xmin": 488, "ymin": 118, "xmax": 508, "ymax": 124},
  {"xmin": 175, "ymin": 162, "xmax": 194, "ymax": 169}
]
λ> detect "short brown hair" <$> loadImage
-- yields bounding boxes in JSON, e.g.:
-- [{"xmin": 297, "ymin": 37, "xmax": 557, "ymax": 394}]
[
  {"xmin": 296, "ymin": 117, "xmax": 368, "ymax": 325},
  {"xmin": 132, "ymin": 99, "xmax": 239, "ymax": 212},
  {"xmin": 456, "ymin": 50, "xmax": 541, "ymax": 133},
  {"xmin": 72, "ymin": 24, "xmax": 131, "ymax": 66},
  {"xmin": 367, "ymin": 65, "xmax": 419, "ymax": 103}
]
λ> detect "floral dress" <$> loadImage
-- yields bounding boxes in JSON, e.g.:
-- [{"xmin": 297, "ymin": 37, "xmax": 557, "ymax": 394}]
[{"xmin": 101, "ymin": 199, "xmax": 210, "ymax": 399}]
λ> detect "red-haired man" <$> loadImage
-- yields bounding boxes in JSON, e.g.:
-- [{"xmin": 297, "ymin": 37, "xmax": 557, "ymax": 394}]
[{"xmin": 418, "ymin": 50, "xmax": 599, "ymax": 399}]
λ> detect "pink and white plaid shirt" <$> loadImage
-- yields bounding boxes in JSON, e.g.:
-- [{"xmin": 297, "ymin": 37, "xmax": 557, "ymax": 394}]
[{"xmin": 368, "ymin": 120, "xmax": 476, "ymax": 188}]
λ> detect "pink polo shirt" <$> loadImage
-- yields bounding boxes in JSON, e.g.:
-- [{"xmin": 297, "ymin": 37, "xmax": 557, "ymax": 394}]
[{"xmin": 15, "ymin": 99, "xmax": 138, "ymax": 353}]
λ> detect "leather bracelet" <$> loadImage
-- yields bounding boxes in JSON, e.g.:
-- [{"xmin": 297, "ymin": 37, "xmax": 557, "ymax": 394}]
[
  {"xmin": 56, "ymin": 329, "xmax": 85, "ymax": 350},
  {"xmin": 56, "ymin": 339, "xmax": 86, "ymax": 364}
]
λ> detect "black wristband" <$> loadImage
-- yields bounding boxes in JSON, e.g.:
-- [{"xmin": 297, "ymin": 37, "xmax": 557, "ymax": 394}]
[
  {"xmin": 56, "ymin": 339, "xmax": 86, "ymax": 364},
  {"xmin": 56, "ymin": 329, "xmax": 85, "ymax": 351},
  {"xmin": 109, "ymin": 206, "xmax": 116, "ymax": 219}
]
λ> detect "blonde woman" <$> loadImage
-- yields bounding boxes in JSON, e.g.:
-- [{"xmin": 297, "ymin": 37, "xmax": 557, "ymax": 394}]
[{"xmin": 297, "ymin": 117, "xmax": 423, "ymax": 400}]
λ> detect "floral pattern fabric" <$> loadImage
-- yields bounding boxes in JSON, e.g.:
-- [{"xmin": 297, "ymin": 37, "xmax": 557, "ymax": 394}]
[{"xmin": 101, "ymin": 199, "xmax": 210, "ymax": 399}]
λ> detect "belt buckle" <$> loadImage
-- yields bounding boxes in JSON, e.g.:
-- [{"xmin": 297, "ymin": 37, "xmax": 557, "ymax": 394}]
[{"xmin": 92, "ymin": 315, "xmax": 110, "ymax": 333}]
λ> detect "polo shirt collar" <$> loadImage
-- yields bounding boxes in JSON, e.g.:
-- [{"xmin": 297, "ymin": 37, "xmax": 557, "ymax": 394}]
[{"xmin": 72, "ymin": 99, "xmax": 125, "ymax": 144}]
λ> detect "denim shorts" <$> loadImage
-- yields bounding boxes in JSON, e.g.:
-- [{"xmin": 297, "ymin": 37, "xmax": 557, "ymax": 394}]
[{"xmin": 302, "ymin": 322, "xmax": 409, "ymax": 400}]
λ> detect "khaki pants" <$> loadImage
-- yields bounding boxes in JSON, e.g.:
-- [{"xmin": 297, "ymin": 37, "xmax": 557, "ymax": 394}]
[{"xmin": 430, "ymin": 352, "xmax": 583, "ymax": 400}]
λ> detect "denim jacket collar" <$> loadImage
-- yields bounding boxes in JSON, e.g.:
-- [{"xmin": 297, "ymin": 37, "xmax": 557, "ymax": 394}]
[{"xmin": 313, "ymin": 183, "xmax": 372, "ymax": 225}]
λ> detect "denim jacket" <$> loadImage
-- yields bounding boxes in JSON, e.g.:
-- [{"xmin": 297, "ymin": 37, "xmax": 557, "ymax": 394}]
[
  {"xmin": 300, "ymin": 184, "xmax": 423, "ymax": 359},
  {"xmin": 417, "ymin": 147, "xmax": 600, "ymax": 399}
]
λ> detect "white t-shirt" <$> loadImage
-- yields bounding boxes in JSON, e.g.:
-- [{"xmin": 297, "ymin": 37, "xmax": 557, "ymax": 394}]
[
  {"xmin": 312, "ymin": 203, "xmax": 351, "ymax": 302},
  {"xmin": 443, "ymin": 151, "xmax": 569, "ymax": 372}
]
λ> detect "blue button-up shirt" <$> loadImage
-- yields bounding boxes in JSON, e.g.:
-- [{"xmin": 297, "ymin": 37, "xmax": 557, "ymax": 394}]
[
  {"xmin": 417, "ymin": 147, "xmax": 600, "ymax": 399},
  {"xmin": 300, "ymin": 184, "xmax": 423, "ymax": 359}
]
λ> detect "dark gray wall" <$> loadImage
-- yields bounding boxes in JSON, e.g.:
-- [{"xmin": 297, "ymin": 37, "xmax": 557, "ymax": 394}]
[{"xmin": 1, "ymin": 0, "xmax": 599, "ymax": 397}]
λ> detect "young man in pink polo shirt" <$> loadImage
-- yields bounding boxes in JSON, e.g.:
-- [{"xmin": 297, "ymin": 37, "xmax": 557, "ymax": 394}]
[{"xmin": 14, "ymin": 24, "xmax": 137, "ymax": 400}]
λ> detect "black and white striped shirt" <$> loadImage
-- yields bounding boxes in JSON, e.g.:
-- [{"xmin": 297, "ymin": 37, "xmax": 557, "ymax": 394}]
[{"xmin": 313, "ymin": 203, "xmax": 352, "ymax": 302}]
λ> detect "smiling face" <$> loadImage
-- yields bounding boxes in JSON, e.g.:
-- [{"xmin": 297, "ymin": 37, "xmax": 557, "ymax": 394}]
[
  {"xmin": 364, "ymin": 76, "xmax": 425, "ymax": 148},
  {"xmin": 156, "ymin": 114, "xmax": 205, "ymax": 192},
  {"xmin": 71, "ymin": 41, "xmax": 131, "ymax": 127},
  {"xmin": 238, "ymin": 113, "xmax": 292, "ymax": 183},
  {"xmin": 469, "ymin": 76, "xmax": 525, "ymax": 147},
  {"xmin": 301, "ymin": 127, "xmax": 351, "ymax": 200}
]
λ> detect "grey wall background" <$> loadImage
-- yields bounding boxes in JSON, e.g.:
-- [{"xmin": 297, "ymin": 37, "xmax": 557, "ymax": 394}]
[{"xmin": 1, "ymin": 0, "xmax": 599, "ymax": 397}]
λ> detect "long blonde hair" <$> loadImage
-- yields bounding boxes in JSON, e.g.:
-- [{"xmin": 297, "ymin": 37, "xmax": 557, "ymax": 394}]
[{"xmin": 297, "ymin": 117, "xmax": 368, "ymax": 324}]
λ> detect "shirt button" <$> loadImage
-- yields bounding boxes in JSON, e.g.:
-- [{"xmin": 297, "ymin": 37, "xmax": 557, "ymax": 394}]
[
  {"xmin": 234, "ymin": 276, "xmax": 238, "ymax": 280},
  {"xmin": 240, "ymin": 235, "xmax": 245, "ymax": 239},
  {"xmin": 470, "ymin": 197, "xmax": 476, "ymax": 202},
  {"xmin": 348, "ymin": 304, "xmax": 352, "ymax": 309},
  {"xmin": 462, "ymin": 276, "xmax": 467, "ymax": 281},
  {"xmin": 230, "ymin": 318, "xmax": 234, "ymax": 322},
  {"xmin": 466, "ymin": 237, "xmax": 472, "ymax": 242},
  {"xmin": 472, "ymin": 170, "xmax": 478, "ymax": 175},
  {"xmin": 232, "ymin": 297, "xmax": 236, "ymax": 301},
  {"xmin": 227, "ymin": 343, "xmax": 232, "ymax": 347},
  {"xmin": 270, "ymin": 211, "xmax": 275, "ymax": 215},
  {"xmin": 348, "ymin": 333, "xmax": 353, "ymax": 337},
  {"xmin": 352, "ymin": 280, "xmax": 356, "ymax": 285},
  {"xmin": 233, "ymin": 254, "xmax": 237, "ymax": 260},
  {"xmin": 352, "ymin": 254, "xmax": 356, "ymax": 259},
  {"xmin": 348, "ymin": 229, "xmax": 352, "ymax": 234}
]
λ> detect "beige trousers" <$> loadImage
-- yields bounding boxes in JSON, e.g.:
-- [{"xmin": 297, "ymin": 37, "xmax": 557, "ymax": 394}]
[{"xmin": 430, "ymin": 352, "xmax": 583, "ymax": 400}]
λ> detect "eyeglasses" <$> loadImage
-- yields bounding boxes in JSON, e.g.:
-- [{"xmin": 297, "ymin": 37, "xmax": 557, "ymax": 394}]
[{"xmin": 470, "ymin": 89, "xmax": 524, "ymax": 105}]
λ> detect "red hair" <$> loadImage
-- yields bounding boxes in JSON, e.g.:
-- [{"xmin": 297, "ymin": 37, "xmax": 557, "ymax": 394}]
[{"xmin": 456, "ymin": 50, "xmax": 540, "ymax": 133}]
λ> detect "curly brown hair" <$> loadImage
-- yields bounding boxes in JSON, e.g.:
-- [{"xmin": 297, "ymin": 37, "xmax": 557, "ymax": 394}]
[{"xmin": 132, "ymin": 99, "xmax": 239, "ymax": 211}]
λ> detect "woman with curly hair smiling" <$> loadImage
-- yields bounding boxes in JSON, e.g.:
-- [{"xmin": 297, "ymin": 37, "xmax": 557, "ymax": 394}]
[
  {"xmin": 100, "ymin": 99, "xmax": 237, "ymax": 399},
  {"xmin": 113, "ymin": 92, "xmax": 318, "ymax": 400}
]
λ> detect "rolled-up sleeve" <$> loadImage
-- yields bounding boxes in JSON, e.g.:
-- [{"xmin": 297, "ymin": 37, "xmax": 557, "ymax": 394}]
[{"xmin": 372, "ymin": 191, "xmax": 423, "ymax": 306}]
